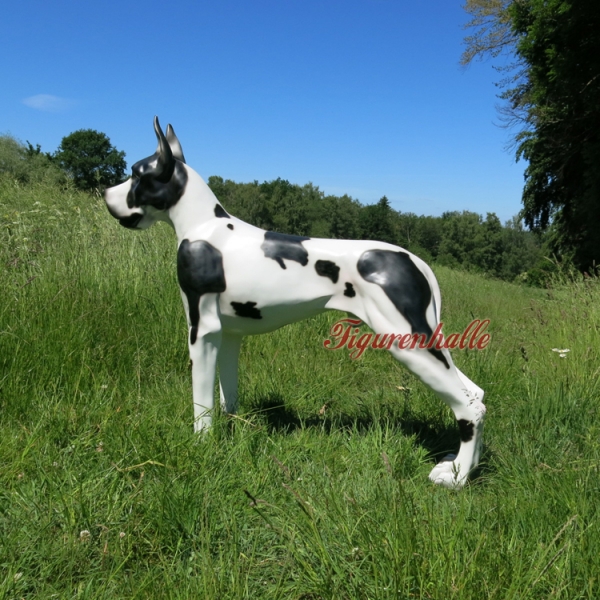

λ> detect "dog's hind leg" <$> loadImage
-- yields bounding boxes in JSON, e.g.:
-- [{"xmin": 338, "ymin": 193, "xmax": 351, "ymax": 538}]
[
  {"xmin": 362, "ymin": 303, "xmax": 486, "ymax": 488},
  {"xmin": 218, "ymin": 333, "xmax": 242, "ymax": 414},
  {"xmin": 426, "ymin": 365, "xmax": 486, "ymax": 488}
]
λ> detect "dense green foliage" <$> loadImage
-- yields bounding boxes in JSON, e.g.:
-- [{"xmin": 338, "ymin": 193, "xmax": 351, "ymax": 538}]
[
  {"xmin": 208, "ymin": 175, "xmax": 546, "ymax": 283},
  {"xmin": 509, "ymin": 0, "xmax": 600, "ymax": 272},
  {"xmin": 1, "ymin": 133, "xmax": 547, "ymax": 284},
  {"xmin": 2, "ymin": 170, "xmax": 600, "ymax": 598},
  {"xmin": 463, "ymin": 0, "xmax": 600, "ymax": 273},
  {"xmin": 0, "ymin": 134, "xmax": 64, "ymax": 186},
  {"xmin": 54, "ymin": 129, "xmax": 127, "ymax": 192}
]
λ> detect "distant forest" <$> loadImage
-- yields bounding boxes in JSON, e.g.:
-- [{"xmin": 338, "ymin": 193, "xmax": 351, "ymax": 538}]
[
  {"xmin": 0, "ymin": 132, "xmax": 556, "ymax": 286},
  {"xmin": 208, "ymin": 176, "xmax": 553, "ymax": 285}
]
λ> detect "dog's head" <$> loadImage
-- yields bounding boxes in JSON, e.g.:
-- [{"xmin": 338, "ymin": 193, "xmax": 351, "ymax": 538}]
[{"xmin": 104, "ymin": 117, "xmax": 188, "ymax": 229}]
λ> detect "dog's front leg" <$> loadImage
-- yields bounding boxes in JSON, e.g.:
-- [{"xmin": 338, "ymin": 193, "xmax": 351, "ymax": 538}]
[
  {"xmin": 188, "ymin": 293, "xmax": 222, "ymax": 432},
  {"xmin": 218, "ymin": 334, "xmax": 242, "ymax": 414}
]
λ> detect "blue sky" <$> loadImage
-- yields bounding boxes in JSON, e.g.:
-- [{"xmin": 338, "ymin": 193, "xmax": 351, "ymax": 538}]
[{"xmin": 2, "ymin": 0, "xmax": 524, "ymax": 221}]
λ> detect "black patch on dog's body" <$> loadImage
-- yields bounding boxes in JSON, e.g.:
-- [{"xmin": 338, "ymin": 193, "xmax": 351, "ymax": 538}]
[
  {"xmin": 177, "ymin": 239, "xmax": 226, "ymax": 344},
  {"xmin": 127, "ymin": 156, "xmax": 188, "ymax": 211},
  {"xmin": 357, "ymin": 250, "xmax": 449, "ymax": 368},
  {"xmin": 261, "ymin": 231, "xmax": 310, "ymax": 269},
  {"xmin": 344, "ymin": 282, "xmax": 356, "ymax": 298},
  {"xmin": 458, "ymin": 419, "xmax": 474, "ymax": 442},
  {"xmin": 214, "ymin": 204, "xmax": 230, "ymax": 218},
  {"xmin": 315, "ymin": 260, "xmax": 340, "ymax": 283},
  {"xmin": 231, "ymin": 301, "xmax": 262, "ymax": 319},
  {"xmin": 227, "ymin": 224, "xmax": 234, "ymax": 230}
]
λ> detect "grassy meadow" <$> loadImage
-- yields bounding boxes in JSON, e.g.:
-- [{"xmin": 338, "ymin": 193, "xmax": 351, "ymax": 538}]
[{"xmin": 1, "ymin": 176, "xmax": 600, "ymax": 599}]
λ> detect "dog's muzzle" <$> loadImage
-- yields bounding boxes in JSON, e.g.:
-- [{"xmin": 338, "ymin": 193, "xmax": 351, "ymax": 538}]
[{"xmin": 104, "ymin": 179, "xmax": 145, "ymax": 229}]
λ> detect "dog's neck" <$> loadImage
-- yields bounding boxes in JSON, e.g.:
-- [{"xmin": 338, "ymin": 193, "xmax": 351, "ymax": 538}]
[{"xmin": 166, "ymin": 166, "xmax": 223, "ymax": 242}]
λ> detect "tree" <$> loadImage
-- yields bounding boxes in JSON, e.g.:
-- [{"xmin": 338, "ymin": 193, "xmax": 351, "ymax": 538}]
[
  {"xmin": 54, "ymin": 129, "xmax": 126, "ymax": 191},
  {"xmin": 437, "ymin": 211, "xmax": 484, "ymax": 270},
  {"xmin": 359, "ymin": 196, "xmax": 397, "ymax": 244},
  {"xmin": 463, "ymin": 0, "xmax": 600, "ymax": 271},
  {"xmin": 462, "ymin": 0, "xmax": 526, "ymax": 126},
  {"xmin": 323, "ymin": 194, "xmax": 361, "ymax": 240},
  {"xmin": 461, "ymin": 0, "xmax": 515, "ymax": 66},
  {"xmin": 499, "ymin": 215, "xmax": 543, "ymax": 281},
  {"xmin": 510, "ymin": 0, "xmax": 600, "ymax": 271}
]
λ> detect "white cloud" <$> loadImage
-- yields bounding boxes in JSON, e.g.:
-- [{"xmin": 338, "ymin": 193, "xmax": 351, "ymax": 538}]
[{"xmin": 22, "ymin": 94, "xmax": 76, "ymax": 112}]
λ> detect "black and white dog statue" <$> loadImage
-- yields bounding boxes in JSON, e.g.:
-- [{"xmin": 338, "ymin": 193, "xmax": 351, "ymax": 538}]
[{"xmin": 104, "ymin": 118, "xmax": 486, "ymax": 488}]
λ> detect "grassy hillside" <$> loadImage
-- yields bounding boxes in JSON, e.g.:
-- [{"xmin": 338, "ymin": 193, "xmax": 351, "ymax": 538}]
[{"xmin": 1, "ymin": 177, "xmax": 599, "ymax": 599}]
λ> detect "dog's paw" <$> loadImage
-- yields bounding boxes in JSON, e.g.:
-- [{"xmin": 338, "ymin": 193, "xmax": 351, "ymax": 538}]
[
  {"xmin": 193, "ymin": 415, "xmax": 212, "ymax": 434},
  {"xmin": 428, "ymin": 454, "xmax": 469, "ymax": 489}
]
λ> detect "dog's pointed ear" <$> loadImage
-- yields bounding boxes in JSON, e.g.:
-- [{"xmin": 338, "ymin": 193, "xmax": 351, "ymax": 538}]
[
  {"xmin": 153, "ymin": 116, "xmax": 175, "ymax": 181},
  {"xmin": 166, "ymin": 124, "xmax": 186, "ymax": 163}
]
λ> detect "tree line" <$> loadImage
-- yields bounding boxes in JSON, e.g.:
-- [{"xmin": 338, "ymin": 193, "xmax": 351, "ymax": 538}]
[
  {"xmin": 208, "ymin": 175, "xmax": 550, "ymax": 284},
  {"xmin": 0, "ymin": 129, "xmax": 126, "ymax": 190},
  {"xmin": 0, "ymin": 130, "xmax": 561, "ymax": 286},
  {"xmin": 3, "ymin": 2, "xmax": 599, "ymax": 278}
]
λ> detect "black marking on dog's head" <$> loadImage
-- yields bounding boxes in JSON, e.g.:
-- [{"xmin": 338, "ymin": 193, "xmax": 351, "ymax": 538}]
[
  {"xmin": 315, "ymin": 260, "xmax": 340, "ymax": 284},
  {"xmin": 177, "ymin": 239, "xmax": 226, "ymax": 344},
  {"xmin": 214, "ymin": 204, "xmax": 230, "ymax": 218},
  {"xmin": 357, "ymin": 250, "xmax": 449, "ymax": 368},
  {"xmin": 457, "ymin": 419, "xmax": 474, "ymax": 442},
  {"xmin": 261, "ymin": 231, "xmax": 310, "ymax": 269},
  {"xmin": 227, "ymin": 224, "xmax": 234, "ymax": 230},
  {"xmin": 126, "ymin": 117, "xmax": 188, "ymax": 212},
  {"xmin": 344, "ymin": 282, "xmax": 356, "ymax": 298},
  {"xmin": 231, "ymin": 301, "xmax": 262, "ymax": 319}
]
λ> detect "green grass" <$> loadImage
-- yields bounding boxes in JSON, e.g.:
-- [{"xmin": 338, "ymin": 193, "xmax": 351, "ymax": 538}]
[{"xmin": 1, "ymin": 176, "xmax": 600, "ymax": 598}]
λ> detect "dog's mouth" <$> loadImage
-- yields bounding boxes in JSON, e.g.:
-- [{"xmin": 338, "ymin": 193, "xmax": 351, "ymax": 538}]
[{"xmin": 118, "ymin": 213, "xmax": 144, "ymax": 229}]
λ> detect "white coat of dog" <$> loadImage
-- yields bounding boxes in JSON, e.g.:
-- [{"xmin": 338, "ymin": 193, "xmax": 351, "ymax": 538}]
[{"xmin": 104, "ymin": 117, "xmax": 486, "ymax": 488}]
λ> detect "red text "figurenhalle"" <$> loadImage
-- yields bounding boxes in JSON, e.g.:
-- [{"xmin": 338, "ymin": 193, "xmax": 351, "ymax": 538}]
[{"xmin": 323, "ymin": 318, "xmax": 491, "ymax": 360}]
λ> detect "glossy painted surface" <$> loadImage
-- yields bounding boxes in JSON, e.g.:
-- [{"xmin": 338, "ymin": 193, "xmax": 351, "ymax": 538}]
[
  {"xmin": 214, "ymin": 204, "xmax": 230, "ymax": 219},
  {"xmin": 315, "ymin": 259, "xmax": 340, "ymax": 283},
  {"xmin": 260, "ymin": 231, "xmax": 310, "ymax": 270},
  {"xmin": 357, "ymin": 249, "xmax": 449, "ymax": 369},
  {"xmin": 103, "ymin": 118, "xmax": 487, "ymax": 489},
  {"xmin": 177, "ymin": 239, "xmax": 226, "ymax": 344}
]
